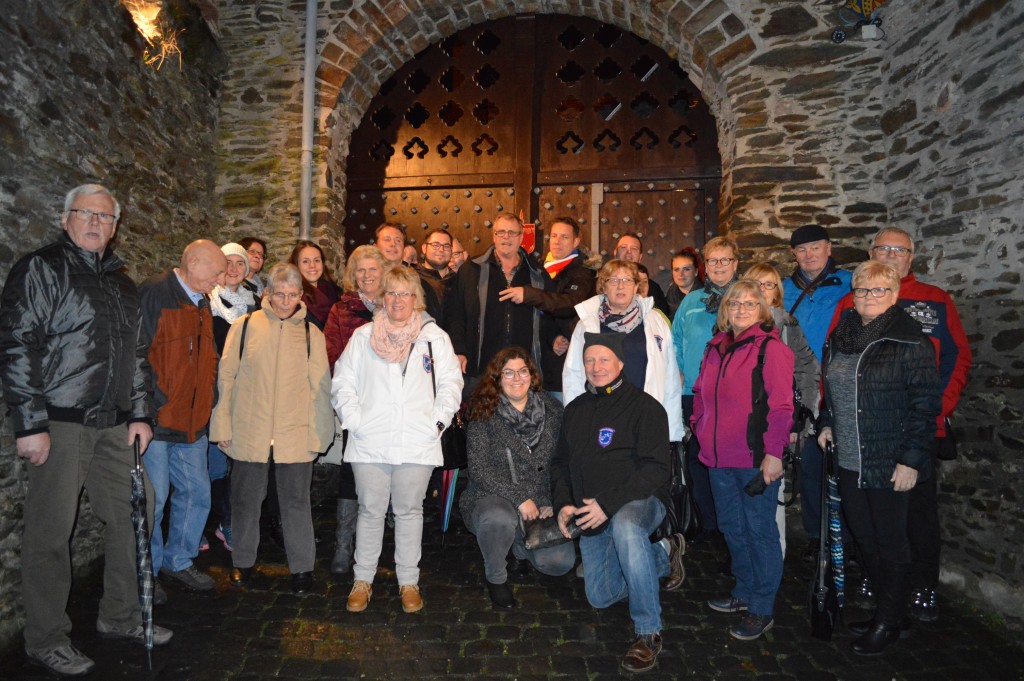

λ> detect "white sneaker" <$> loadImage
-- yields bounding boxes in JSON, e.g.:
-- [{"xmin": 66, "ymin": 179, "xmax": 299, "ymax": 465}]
[{"xmin": 26, "ymin": 644, "xmax": 95, "ymax": 676}]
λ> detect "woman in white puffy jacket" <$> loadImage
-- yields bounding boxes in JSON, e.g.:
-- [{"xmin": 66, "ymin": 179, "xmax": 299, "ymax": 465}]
[
  {"xmin": 332, "ymin": 265, "xmax": 463, "ymax": 615},
  {"xmin": 562, "ymin": 259, "xmax": 686, "ymax": 442}
]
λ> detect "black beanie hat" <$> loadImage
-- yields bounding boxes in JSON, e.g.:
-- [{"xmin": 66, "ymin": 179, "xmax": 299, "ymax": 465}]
[{"xmin": 582, "ymin": 331, "xmax": 625, "ymax": 362}]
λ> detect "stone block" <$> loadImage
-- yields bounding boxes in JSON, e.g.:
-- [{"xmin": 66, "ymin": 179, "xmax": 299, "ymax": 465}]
[{"xmin": 759, "ymin": 6, "xmax": 818, "ymax": 38}]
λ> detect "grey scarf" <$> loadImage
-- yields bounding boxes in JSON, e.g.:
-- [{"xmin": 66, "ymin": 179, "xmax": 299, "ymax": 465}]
[{"xmin": 496, "ymin": 391, "xmax": 546, "ymax": 450}]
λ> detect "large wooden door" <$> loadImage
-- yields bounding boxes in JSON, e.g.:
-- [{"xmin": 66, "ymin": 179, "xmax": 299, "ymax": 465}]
[{"xmin": 343, "ymin": 14, "xmax": 721, "ymax": 278}]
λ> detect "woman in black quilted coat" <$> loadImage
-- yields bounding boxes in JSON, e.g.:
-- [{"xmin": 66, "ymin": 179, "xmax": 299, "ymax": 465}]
[
  {"xmin": 460, "ymin": 346, "xmax": 576, "ymax": 610},
  {"xmin": 818, "ymin": 261, "xmax": 941, "ymax": 656}
]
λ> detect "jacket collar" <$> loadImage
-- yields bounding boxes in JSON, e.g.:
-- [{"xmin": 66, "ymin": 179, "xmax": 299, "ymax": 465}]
[
  {"xmin": 260, "ymin": 296, "xmax": 309, "ymax": 324},
  {"xmin": 60, "ymin": 232, "xmax": 123, "ymax": 273},
  {"xmin": 474, "ymin": 245, "xmax": 540, "ymax": 273}
]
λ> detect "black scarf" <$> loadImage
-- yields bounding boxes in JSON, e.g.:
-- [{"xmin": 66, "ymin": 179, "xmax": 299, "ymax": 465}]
[
  {"xmin": 703, "ymin": 277, "xmax": 737, "ymax": 314},
  {"xmin": 833, "ymin": 305, "xmax": 900, "ymax": 355},
  {"xmin": 497, "ymin": 390, "xmax": 546, "ymax": 450}
]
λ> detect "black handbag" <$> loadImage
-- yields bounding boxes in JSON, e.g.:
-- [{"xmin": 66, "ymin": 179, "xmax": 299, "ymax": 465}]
[
  {"xmin": 652, "ymin": 439, "xmax": 700, "ymax": 542},
  {"xmin": 427, "ymin": 341, "xmax": 467, "ymax": 470},
  {"xmin": 522, "ymin": 516, "xmax": 582, "ymax": 551},
  {"xmin": 809, "ymin": 442, "xmax": 840, "ymax": 641}
]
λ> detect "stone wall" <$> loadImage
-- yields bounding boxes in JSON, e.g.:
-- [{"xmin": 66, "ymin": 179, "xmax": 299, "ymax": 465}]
[
  {"xmin": 878, "ymin": 0, "xmax": 1024, "ymax": 614},
  {"xmin": 0, "ymin": 0, "xmax": 225, "ymax": 650}
]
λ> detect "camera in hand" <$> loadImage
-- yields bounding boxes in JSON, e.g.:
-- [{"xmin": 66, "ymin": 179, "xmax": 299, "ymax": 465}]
[{"xmin": 743, "ymin": 472, "xmax": 768, "ymax": 496}]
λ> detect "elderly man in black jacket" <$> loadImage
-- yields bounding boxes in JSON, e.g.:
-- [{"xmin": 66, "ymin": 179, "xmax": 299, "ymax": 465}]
[
  {"xmin": 0, "ymin": 184, "xmax": 172, "ymax": 676},
  {"xmin": 552, "ymin": 333, "xmax": 685, "ymax": 674}
]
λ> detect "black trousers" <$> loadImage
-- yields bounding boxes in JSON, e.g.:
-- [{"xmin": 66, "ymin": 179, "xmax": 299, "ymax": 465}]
[
  {"xmin": 907, "ymin": 441, "xmax": 942, "ymax": 589},
  {"xmin": 838, "ymin": 467, "xmax": 911, "ymax": 624}
]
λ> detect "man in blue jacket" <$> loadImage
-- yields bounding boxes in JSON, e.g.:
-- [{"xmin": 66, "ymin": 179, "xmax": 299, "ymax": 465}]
[{"xmin": 781, "ymin": 224, "xmax": 853, "ymax": 560}]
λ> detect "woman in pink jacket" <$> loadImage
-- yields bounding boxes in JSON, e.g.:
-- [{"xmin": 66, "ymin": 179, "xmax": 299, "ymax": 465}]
[{"xmin": 690, "ymin": 279, "xmax": 795, "ymax": 642}]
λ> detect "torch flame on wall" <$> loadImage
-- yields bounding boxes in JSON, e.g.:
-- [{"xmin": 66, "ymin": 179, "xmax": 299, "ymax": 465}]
[{"xmin": 122, "ymin": 0, "xmax": 183, "ymax": 71}]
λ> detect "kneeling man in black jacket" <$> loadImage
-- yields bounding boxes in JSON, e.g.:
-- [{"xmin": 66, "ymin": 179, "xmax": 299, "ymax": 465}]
[{"xmin": 552, "ymin": 332, "xmax": 685, "ymax": 674}]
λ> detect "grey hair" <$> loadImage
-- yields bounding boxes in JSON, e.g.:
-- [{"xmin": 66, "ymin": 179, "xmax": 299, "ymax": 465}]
[
  {"xmin": 64, "ymin": 184, "xmax": 121, "ymax": 220},
  {"xmin": 266, "ymin": 263, "xmax": 303, "ymax": 292},
  {"xmin": 872, "ymin": 226, "xmax": 915, "ymax": 253}
]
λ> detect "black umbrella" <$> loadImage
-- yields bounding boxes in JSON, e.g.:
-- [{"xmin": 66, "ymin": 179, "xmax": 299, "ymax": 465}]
[{"xmin": 130, "ymin": 436, "xmax": 155, "ymax": 669}]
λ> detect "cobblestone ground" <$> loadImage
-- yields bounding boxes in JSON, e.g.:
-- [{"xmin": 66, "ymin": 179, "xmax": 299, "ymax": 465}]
[{"xmin": 3, "ymin": 475, "xmax": 1023, "ymax": 680}]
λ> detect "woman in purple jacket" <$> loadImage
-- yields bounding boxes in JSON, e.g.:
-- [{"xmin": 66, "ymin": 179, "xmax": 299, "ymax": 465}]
[{"xmin": 690, "ymin": 280, "xmax": 795, "ymax": 642}]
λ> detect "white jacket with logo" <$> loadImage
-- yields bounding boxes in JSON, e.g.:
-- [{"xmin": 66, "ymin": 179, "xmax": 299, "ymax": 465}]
[
  {"xmin": 562, "ymin": 295, "xmax": 686, "ymax": 441},
  {"xmin": 332, "ymin": 314, "xmax": 463, "ymax": 466}
]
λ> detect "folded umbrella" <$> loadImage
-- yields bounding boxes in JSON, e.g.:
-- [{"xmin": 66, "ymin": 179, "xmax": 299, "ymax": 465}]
[{"xmin": 130, "ymin": 436, "xmax": 155, "ymax": 669}]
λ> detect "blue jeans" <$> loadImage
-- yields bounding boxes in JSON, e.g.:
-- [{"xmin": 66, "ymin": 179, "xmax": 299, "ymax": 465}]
[
  {"xmin": 709, "ymin": 468, "xmax": 783, "ymax": 617},
  {"xmin": 579, "ymin": 496, "xmax": 669, "ymax": 636},
  {"xmin": 144, "ymin": 437, "xmax": 211, "ymax": 572}
]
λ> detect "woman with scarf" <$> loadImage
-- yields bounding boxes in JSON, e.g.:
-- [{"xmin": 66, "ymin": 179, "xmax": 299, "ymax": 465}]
[
  {"xmin": 289, "ymin": 239, "xmax": 340, "ymax": 330},
  {"xmin": 206, "ymin": 243, "xmax": 260, "ymax": 551},
  {"xmin": 322, "ymin": 245, "xmax": 388, "ymax": 576},
  {"xmin": 561, "ymin": 259, "xmax": 685, "ymax": 443},
  {"xmin": 461, "ymin": 346, "xmax": 576, "ymax": 609},
  {"xmin": 818, "ymin": 261, "xmax": 940, "ymax": 655},
  {"xmin": 332, "ymin": 265, "xmax": 463, "ymax": 614},
  {"xmin": 670, "ymin": 236, "xmax": 741, "ymax": 542}
]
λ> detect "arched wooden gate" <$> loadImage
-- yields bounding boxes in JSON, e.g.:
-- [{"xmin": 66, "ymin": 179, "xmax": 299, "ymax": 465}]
[{"xmin": 343, "ymin": 14, "xmax": 721, "ymax": 277}]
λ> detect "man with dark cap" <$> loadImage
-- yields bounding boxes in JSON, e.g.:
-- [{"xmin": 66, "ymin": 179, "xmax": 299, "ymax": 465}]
[
  {"xmin": 552, "ymin": 332, "xmax": 685, "ymax": 674},
  {"xmin": 781, "ymin": 224, "xmax": 853, "ymax": 562}
]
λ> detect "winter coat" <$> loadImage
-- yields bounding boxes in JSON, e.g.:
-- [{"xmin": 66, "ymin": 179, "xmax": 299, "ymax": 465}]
[
  {"xmin": 332, "ymin": 314, "xmax": 463, "ymax": 466},
  {"xmin": 552, "ymin": 378, "xmax": 670, "ymax": 522},
  {"xmin": 460, "ymin": 391, "xmax": 563, "ymax": 522},
  {"xmin": 671, "ymin": 285, "xmax": 719, "ymax": 396},
  {"xmin": 781, "ymin": 261, "xmax": 852, "ymax": 362},
  {"xmin": 829, "ymin": 272, "xmax": 971, "ymax": 437},
  {"xmin": 443, "ymin": 246, "xmax": 545, "ymax": 376},
  {"xmin": 209, "ymin": 298, "xmax": 334, "ymax": 463},
  {"xmin": 769, "ymin": 306, "xmax": 821, "ymax": 422},
  {"xmin": 0, "ymin": 234, "xmax": 150, "ymax": 435},
  {"xmin": 820, "ymin": 306, "xmax": 941, "ymax": 488},
  {"xmin": 691, "ymin": 323, "xmax": 795, "ymax": 469},
  {"xmin": 562, "ymin": 295, "xmax": 685, "ymax": 441},
  {"xmin": 323, "ymin": 291, "xmax": 373, "ymax": 371},
  {"xmin": 139, "ymin": 269, "xmax": 218, "ymax": 443}
]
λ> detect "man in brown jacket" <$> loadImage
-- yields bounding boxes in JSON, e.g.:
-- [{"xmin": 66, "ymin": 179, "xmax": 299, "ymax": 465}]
[{"xmin": 139, "ymin": 240, "xmax": 226, "ymax": 598}]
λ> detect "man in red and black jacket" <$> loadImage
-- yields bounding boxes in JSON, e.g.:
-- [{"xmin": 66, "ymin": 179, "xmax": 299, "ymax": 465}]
[{"xmin": 829, "ymin": 226, "xmax": 972, "ymax": 622}]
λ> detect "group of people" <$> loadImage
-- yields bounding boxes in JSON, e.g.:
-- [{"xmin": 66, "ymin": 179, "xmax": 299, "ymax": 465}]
[{"xmin": 0, "ymin": 184, "xmax": 970, "ymax": 676}]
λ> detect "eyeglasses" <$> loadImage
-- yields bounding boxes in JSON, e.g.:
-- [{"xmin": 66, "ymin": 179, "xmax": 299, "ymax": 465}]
[
  {"xmin": 726, "ymin": 300, "xmax": 760, "ymax": 311},
  {"xmin": 758, "ymin": 281, "xmax": 778, "ymax": 290},
  {"xmin": 383, "ymin": 290, "xmax": 414, "ymax": 299},
  {"xmin": 247, "ymin": 248, "xmax": 265, "ymax": 260},
  {"xmin": 271, "ymin": 292, "xmax": 301, "ymax": 301},
  {"xmin": 606, "ymin": 277, "xmax": 636, "ymax": 287},
  {"xmin": 871, "ymin": 245, "xmax": 912, "ymax": 257},
  {"xmin": 853, "ymin": 287, "xmax": 893, "ymax": 298},
  {"xmin": 493, "ymin": 230, "xmax": 522, "ymax": 239},
  {"xmin": 425, "ymin": 242, "xmax": 452, "ymax": 251},
  {"xmin": 706, "ymin": 257, "xmax": 736, "ymax": 266},
  {"xmin": 501, "ymin": 367, "xmax": 531, "ymax": 381},
  {"xmin": 68, "ymin": 208, "xmax": 116, "ymax": 225}
]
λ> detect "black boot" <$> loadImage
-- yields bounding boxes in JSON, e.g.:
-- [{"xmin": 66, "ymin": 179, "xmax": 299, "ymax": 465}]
[
  {"xmin": 486, "ymin": 580, "xmax": 516, "ymax": 609},
  {"xmin": 851, "ymin": 622, "xmax": 901, "ymax": 655},
  {"xmin": 848, "ymin": 615, "xmax": 912, "ymax": 637},
  {"xmin": 852, "ymin": 561, "xmax": 909, "ymax": 655}
]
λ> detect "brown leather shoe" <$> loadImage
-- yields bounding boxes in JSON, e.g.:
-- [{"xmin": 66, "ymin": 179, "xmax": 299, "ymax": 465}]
[
  {"xmin": 346, "ymin": 580, "xmax": 372, "ymax": 612},
  {"xmin": 664, "ymin": 533, "xmax": 686, "ymax": 591},
  {"xmin": 399, "ymin": 585, "xmax": 424, "ymax": 613},
  {"xmin": 621, "ymin": 634, "xmax": 662, "ymax": 673}
]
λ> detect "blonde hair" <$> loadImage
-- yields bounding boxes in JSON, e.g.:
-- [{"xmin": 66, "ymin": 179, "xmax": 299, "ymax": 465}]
[
  {"xmin": 381, "ymin": 265, "xmax": 427, "ymax": 313},
  {"xmin": 852, "ymin": 261, "xmax": 901, "ymax": 292},
  {"xmin": 716, "ymin": 279, "xmax": 773, "ymax": 334},
  {"xmin": 597, "ymin": 259, "xmax": 640, "ymax": 293},
  {"xmin": 743, "ymin": 263, "xmax": 783, "ymax": 307},
  {"xmin": 342, "ymin": 245, "xmax": 388, "ymax": 292},
  {"xmin": 702, "ymin": 235, "xmax": 739, "ymax": 260}
]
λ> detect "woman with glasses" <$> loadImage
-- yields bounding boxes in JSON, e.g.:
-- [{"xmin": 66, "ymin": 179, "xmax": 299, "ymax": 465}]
[
  {"xmin": 238, "ymin": 237, "xmax": 268, "ymax": 297},
  {"xmin": 690, "ymin": 280, "xmax": 795, "ymax": 641},
  {"xmin": 332, "ymin": 266, "xmax": 463, "ymax": 614},
  {"xmin": 665, "ymin": 247, "xmax": 704, "ymax": 319},
  {"xmin": 460, "ymin": 347, "xmax": 575, "ymax": 609},
  {"xmin": 209, "ymin": 264, "xmax": 335, "ymax": 595},
  {"xmin": 206, "ymin": 243, "xmax": 260, "ymax": 552},
  {"xmin": 561, "ymin": 259, "xmax": 685, "ymax": 442},
  {"xmin": 322, "ymin": 245, "xmax": 389, "ymax": 576},
  {"xmin": 289, "ymin": 240, "xmax": 340, "ymax": 330},
  {"xmin": 818, "ymin": 261, "xmax": 940, "ymax": 655}
]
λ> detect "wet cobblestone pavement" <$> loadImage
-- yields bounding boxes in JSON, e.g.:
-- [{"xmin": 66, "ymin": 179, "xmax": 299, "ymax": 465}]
[{"xmin": 3, "ymin": 479, "xmax": 1023, "ymax": 680}]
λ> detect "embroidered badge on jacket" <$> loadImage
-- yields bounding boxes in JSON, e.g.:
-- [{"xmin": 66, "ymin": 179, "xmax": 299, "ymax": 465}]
[
  {"xmin": 598, "ymin": 427, "xmax": 615, "ymax": 448},
  {"xmin": 423, "ymin": 354, "xmax": 433, "ymax": 373}
]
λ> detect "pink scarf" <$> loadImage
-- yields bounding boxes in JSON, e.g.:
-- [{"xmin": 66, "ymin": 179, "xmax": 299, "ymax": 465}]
[{"xmin": 369, "ymin": 310, "xmax": 423, "ymax": 364}]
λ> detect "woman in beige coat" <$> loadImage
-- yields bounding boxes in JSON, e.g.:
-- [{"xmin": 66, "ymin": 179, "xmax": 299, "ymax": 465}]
[{"xmin": 210, "ymin": 263, "xmax": 334, "ymax": 595}]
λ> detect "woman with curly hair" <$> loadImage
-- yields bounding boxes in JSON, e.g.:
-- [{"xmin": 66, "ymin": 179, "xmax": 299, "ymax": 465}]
[{"xmin": 460, "ymin": 346, "xmax": 576, "ymax": 609}]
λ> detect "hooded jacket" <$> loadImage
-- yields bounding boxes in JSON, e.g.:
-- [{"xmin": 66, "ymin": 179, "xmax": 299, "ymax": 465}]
[
  {"xmin": 209, "ymin": 298, "xmax": 334, "ymax": 463},
  {"xmin": 562, "ymin": 294, "xmax": 685, "ymax": 441},
  {"xmin": 332, "ymin": 314, "xmax": 463, "ymax": 467},
  {"xmin": 781, "ymin": 259, "xmax": 852, "ymax": 362},
  {"xmin": 691, "ymin": 323, "xmax": 795, "ymax": 469}
]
